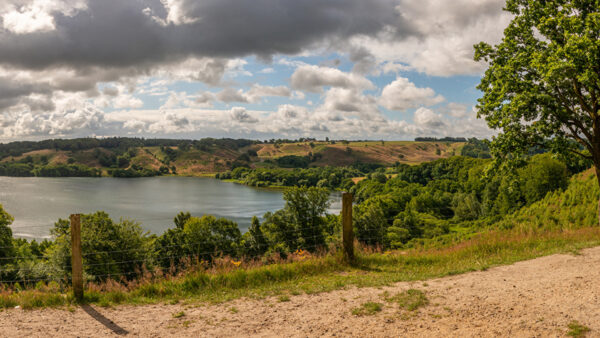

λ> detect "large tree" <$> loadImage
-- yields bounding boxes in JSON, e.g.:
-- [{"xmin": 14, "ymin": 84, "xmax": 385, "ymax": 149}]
[{"xmin": 475, "ymin": 0, "xmax": 600, "ymax": 221}]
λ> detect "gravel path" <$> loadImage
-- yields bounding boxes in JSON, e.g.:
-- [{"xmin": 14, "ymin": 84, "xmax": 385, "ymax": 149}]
[{"xmin": 2, "ymin": 247, "xmax": 600, "ymax": 337}]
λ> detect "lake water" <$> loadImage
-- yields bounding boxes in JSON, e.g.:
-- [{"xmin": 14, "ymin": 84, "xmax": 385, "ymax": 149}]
[{"xmin": 0, "ymin": 177, "xmax": 342, "ymax": 240}]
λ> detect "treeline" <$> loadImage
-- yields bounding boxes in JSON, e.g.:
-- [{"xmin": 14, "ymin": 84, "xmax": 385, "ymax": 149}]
[
  {"xmin": 459, "ymin": 138, "xmax": 491, "ymax": 159},
  {"xmin": 0, "ymin": 163, "xmax": 101, "ymax": 177},
  {"xmin": 415, "ymin": 137, "xmax": 467, "ymax": 142},
  {"xmin": 0, "ymin": 137, "xmax": 258, "ymax": 160},
  {"xmin": 216, "ymin": 165, "xmax": 380, "ymax": 189}
]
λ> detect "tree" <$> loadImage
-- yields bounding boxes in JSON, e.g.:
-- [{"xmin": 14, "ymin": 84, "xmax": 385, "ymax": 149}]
[
  {"xmin": 474, "ymin": 0, "xmax": 600, "ymax": 222},
  {"xmin": 241, "ymin": 216, "xmax": 268, "ymax": 257},
  {"xmin": 174, "ymin": 211, "xmax": 191, "ymax": 229},
  {"xmin": 261, "ymin": 186, "xmax": 331, "ymax": 254},
  {"xmin": 0, "ymin": 204, "xmax": 14, "ymax": 263},
  {"xmin": 50, "ymin": 211, "xmax": 151, "ymax": 280},
  {"xmin": 182, "ymin": 215, "xmax": 242, "ymax": 261}
]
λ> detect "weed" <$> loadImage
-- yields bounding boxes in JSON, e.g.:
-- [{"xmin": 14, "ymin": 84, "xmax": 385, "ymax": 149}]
[
  {"xmin": 278, "ymin": 295, "xmax": 290, "ymax": 302},
  {"xmin": 386, "ymin": 289, "xmax": 428, "ymax": 311},
  {"xmin": 172, "ymin": 311, "xmax": 185, "ymax": 318},
  {"xmin": 352, "ymin": 302, "xmax": 383, "ymax": 316},
  {"xmin": 567, "ymin": 321, "xmax": 590, "ymax": 338},
  {"xmin": 229, "ymin": 306, "xmax": 239, "ymax": 314}
]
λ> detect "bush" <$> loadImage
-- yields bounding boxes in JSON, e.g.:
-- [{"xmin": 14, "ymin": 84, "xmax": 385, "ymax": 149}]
[{"xmin": 50, "ymin": 212, "xmax": 152, "ymax": 281}]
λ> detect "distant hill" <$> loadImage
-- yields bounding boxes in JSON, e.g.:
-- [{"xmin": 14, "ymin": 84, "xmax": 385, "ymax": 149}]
[{"xmin": 0, "ymin": 137, "xmax": 480, "ymax": 177}]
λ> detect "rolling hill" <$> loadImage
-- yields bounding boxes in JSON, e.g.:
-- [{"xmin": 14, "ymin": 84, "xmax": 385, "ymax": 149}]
[{"xmin": 0, "ymin": 138, "xmax": 473, "ymax": 177}]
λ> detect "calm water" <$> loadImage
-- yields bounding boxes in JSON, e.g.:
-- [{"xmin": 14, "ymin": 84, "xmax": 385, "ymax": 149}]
[{"xmin": 0, "ymin": 177, "xmax": 342, "ymax": 239}]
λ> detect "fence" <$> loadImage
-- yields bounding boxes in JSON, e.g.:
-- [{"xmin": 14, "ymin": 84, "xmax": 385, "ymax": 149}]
[{"xmin": 0, "ymin": 193, "xmax": 355, "ymax": 301}]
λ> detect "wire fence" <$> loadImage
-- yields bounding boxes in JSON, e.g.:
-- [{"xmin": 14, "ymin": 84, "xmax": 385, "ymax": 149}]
[
  {"xmin": 0, "ymin": 195, "xmax": 372, "ymax": 289},
  {"xmin": 0, "ymin": 232, "xmax": 388, "ymax": 286}
]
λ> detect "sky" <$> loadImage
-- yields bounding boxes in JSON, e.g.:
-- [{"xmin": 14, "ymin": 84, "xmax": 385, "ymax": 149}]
[{"xmin": 0, "ymin": 0, "xmax": 513, "ymax": 142}]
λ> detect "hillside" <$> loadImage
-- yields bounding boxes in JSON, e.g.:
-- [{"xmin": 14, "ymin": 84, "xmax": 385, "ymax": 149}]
[{"xmin": 0, "ymin": 138, "xmax": 471, "ymax": 177}]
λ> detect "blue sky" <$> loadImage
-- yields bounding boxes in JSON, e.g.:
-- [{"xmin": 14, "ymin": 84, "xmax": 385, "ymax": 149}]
[{"xmin": 0, "ymin": 0, "xmax": 512, "ymax": 141}]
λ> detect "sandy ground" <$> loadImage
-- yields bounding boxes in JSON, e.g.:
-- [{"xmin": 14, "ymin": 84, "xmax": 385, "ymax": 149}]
[{"xmin": 2, "ymin": 247, "xmax": 600, "ymax": 337}]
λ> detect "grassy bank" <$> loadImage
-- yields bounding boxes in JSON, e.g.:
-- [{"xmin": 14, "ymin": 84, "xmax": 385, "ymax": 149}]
[{"xmin": 2, "ymin": 226, "xmax": 599, "ymax": 310}]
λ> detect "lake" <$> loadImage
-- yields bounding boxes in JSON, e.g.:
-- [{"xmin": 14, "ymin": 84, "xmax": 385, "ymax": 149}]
[{"xmin": 0, "ymin": 177, "xmax": 342, "ymax": 240}]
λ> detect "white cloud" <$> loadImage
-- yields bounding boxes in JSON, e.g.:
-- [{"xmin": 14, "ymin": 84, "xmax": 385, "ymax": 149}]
[
  {"xmin": 216, "ymin": 88, "xmax": 249, "ymax": 103},
  {"xmin": 1, "ymin": 105, "xmax": 104, "ymax": 138},
  {"xmin": 350, "ymin": 0, "xmax": 510, "ymax": 76},
  {"xmin": 258, "ymin": 67, "xmax": 275, "ymax": 74},
  {"xmin": 230, "ymin": 107, "xmax": 258, "ymax": 123},
  {"xmin": 320, "ymin": 88, "xmax": 382, "ymax": 121},
  {"xmin": 443, "ymin": 102, "xmax": 469, "ymax": 118},
  {"xmin": 379, "ymin": 77, "xmax": 445, "ymax": 111},
  {"xmin": 112, "ymin": 94, "xmax": 143, "ymax": 109},
  {"xmin": 216, "ymin": 85, "xmax": 291, "ymax": 103},
  {"xmin": 290, "ymin": 65, "xmax": 374, "ymax": 93},
  {"xmin": 413, "ymin": 107, "xmax": 445, "ymax": 128},
  {"xmin": 1, "ymin": 0, "xmax": 86, "ymax": 34},
  {"xmin": 160, "ymin": 91, "xmax": 214, "ymax": 109}
]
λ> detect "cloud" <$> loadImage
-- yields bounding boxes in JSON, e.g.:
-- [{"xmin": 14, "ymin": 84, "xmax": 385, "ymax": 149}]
[
  {"xmin": 160, "ymin": 91, "xmax": 214, "ymax": 109},
  {"xmin": 1, "ymin": 0, "xmax": 87, "ymax": 34},
  {"xmin": 94, "ymin": 102, "xmax": 494, "ymax": 141},
  {"xmin": 216, "ymin": 85, "xmax": 291, "ymax": 103},
  {"xmin": 1, "ymin": 105, "xmax": 104, "ymax": 138},
  {"xmin": 350, "ymin": 0, "xmax": 510, "ymax": 76},
  {"xmin": 112, "ymin": 94, "xmax": 143, "ymax": 109},
  {"xmin": 443, "ymin": 102, "xmax": 469, "ymax": 118},
  {"xmin": 216, "ymin": 88, "xmax": 248, "ymax": 103},
  {"xmin": 290, "ymin": 65, "xmax": 374, "ymax": 93},
  {"xmin": 320, "ymin": 88, "xmax": 382, "ymax": 121},
  {"xmin": 258, "ymin": 67, "xmax": 274, "ymax": 74},
  {"xmin": 0, "ymin": 0, "xmax": 403, "ymax": 70},
  {"xmin": 230, "ymin": 107, "xmax": 258, "ymax": 123},
  {"xmin": 379, "ymin": 77, "xmax": 444, "ymax": 111},
  {"xmin": 413, "ymin": 107, "xmax": 445, "ymax": 128}
]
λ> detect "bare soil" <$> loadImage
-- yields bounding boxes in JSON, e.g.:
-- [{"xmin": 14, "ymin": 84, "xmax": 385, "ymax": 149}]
[{"xmin": 3, "ymin": 247, "xmax": 600, "ymax": 337}]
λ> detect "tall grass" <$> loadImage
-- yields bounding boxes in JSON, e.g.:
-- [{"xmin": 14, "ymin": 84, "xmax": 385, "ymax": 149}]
[{"xmin": 2, "ymin": 226, "xmax": 600, "ymax": 309}]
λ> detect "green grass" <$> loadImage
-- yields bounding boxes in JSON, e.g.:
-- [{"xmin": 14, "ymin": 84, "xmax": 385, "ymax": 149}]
[
  {"xmin": 567, "ymin": 320, "xmax": 591, "ymax": 337},
  {"xmin": 2, "ymin": 226, "xmax": 600, "ymax": 309},
  {"xmin": 351, "ymin": 302, "xmax": 383, "ymax": 316},
  {"xmin": 172, "ymin": 311, "xmax": 185, "ymax": 318},
  {"xmin": 385, "ymin": 289, "xmax": 428, "ymax": 311}
]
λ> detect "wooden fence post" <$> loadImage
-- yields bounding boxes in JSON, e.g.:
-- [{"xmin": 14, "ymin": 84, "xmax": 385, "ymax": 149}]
[
  {"xmin": 70, "ymin": 214, "xmax": 83, "ymax": 301},
  {"xmin": 342, "ymin": 192, "xmax": 354, "ymax": 262}
]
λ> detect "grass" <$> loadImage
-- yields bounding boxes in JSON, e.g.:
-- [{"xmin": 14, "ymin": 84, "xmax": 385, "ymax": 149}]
[
  {"xmin": 2, "ymin": 226, "xmax": 600, "ymax": 309},
  {"xmin": 567, "ymin": 320, "xmax": 591, "ymax": 337},
  {"xmin": 351, "ymin": 302, "xmax": 383, "ymax": 316},
  {"xmin": 385, "ymin": 289, "xmax": 428, "ymax": 311},
  {"xmin": 172, "ymin": 311, "xmax": 185, "ymax": 318}
]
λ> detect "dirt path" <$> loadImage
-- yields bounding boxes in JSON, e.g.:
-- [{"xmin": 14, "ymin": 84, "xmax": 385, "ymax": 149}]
[{"xmin": 3, "ymin": 247, "xmax": 600, "ymax": 337}]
